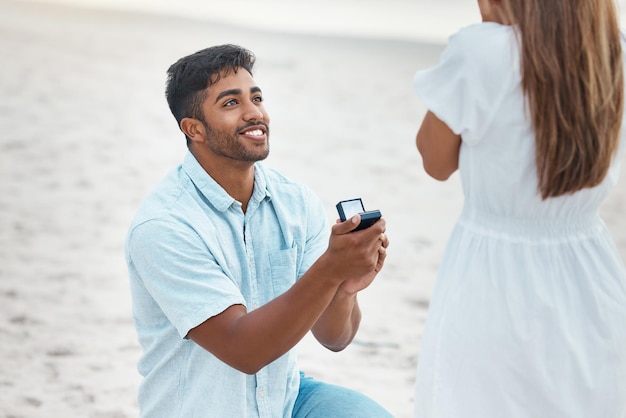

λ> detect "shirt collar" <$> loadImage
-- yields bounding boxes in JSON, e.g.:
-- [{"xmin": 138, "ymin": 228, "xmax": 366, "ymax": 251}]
[{"xmin": 182, "ymin": 151, "xmax": 271, "ymax": 212}]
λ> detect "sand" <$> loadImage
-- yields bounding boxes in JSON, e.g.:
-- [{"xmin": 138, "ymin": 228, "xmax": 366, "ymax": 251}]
[{"xmin": 0, "ymin": 1, "xmax": 624, "ymax": 417}]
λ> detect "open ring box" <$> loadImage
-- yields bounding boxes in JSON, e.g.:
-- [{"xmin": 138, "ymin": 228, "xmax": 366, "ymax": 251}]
[{"xmin": 336, "ymin": 198, "xmax": 382, "ymax": 232}]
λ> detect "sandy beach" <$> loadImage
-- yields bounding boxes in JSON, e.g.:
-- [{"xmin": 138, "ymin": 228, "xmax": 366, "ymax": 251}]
[{"xmin": 0, "ymin": 1, "xmax": 624, "ymax": 417}]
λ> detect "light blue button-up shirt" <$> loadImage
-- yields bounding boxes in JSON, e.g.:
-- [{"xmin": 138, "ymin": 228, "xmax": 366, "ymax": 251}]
[{"xmin": 125, "ymin": 152, "xmax": 329, "ymax": 418}]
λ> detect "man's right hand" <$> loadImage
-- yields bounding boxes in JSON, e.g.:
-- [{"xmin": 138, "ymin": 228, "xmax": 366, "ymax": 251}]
[{"xmin": 322, "ymin": 214, "xmax": 388, "ymax": 287}]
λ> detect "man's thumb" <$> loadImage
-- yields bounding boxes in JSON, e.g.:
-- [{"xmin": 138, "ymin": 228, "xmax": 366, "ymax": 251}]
[{"xmin": 336, "ymin": 214, "xmax": 360, "ymax": 234}]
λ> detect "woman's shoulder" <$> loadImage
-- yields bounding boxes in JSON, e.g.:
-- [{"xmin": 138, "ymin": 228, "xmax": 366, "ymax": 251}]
[
  {"xmin": 450, "ymin": 22, "xmax": 514, "ymax": 42},
  {"xmin": 448, "ymin": 22, "xmax": 515, "ymax": 54},
  {"xmin": 443, "ymin": 23, "xmax": 518, "ymax": 74}
]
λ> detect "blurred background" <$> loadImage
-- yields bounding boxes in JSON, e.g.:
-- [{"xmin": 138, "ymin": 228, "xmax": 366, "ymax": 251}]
[
  {"xmin": 12, "ymin": 0, "xmax": 482, "ymax": 42},
  {"xmin": 21, "ymin": 0, "xmax": 626, "ymax": 42}
]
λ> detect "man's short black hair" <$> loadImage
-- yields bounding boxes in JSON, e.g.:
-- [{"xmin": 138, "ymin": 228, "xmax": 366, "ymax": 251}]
[{"xmin": 165, "ymin": 44, "xmax": 256, "ymax": 126}]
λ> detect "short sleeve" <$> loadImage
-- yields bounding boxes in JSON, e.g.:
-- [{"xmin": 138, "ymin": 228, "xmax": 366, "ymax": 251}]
[
  {"xmin": 413, "ymin": 23, "xmax": 517, "ymax": 145},
  {"xmin": 299, "ymin": 188, "xmax": 330, "ymax": 278},
  {"xmin": 127, "ymin": 219, "xmax": 245, "ymax": 338}
]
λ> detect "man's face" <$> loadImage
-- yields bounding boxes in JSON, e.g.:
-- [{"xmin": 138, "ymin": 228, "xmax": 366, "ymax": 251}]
[{"xmin": 198, "ymin": 69, "xmax": 270, "ymax": 162}]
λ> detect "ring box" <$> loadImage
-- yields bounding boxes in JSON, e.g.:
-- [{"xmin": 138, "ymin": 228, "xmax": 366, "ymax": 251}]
[{"xmin": 336, "ymin": 198, "xmax": 382, "ymax": 231}]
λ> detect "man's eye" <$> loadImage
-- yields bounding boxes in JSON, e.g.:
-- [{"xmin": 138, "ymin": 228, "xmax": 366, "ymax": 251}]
[
  {"xmin": 253, "ymin": 96, "xmax": 263, "ymax": 102},
  {"xmin": 224, "ymin": 99, "xmax": 238, "ymax": 106}
]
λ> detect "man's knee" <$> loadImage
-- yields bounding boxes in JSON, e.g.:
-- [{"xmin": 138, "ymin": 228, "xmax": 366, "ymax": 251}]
[{"xmin": 294, "ymin": 373, "xmax": 393, "ymax": 418}]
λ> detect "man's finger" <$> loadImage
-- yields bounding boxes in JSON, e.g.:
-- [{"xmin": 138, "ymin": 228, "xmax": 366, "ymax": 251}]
[{"xmin": 333, "ymin": 214, "xmax": 361, "ymax": 235}]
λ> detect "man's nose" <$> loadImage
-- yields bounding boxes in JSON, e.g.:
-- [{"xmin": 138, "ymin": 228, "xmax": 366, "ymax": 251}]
[{"xmin": 243, "ymin": 102, "xmax": 264, "ymax": 121}]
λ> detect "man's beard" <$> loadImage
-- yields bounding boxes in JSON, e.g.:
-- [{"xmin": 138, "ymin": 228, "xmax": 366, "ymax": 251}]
[{"xmin": 203, "ymin": 120, "xmax": 270, "ymax": 162}]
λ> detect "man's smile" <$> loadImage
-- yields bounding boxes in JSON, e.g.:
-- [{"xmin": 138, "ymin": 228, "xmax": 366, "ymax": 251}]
[{"xmin": 239, "ymin": 124, "xmax": 268, "ymax": 139}]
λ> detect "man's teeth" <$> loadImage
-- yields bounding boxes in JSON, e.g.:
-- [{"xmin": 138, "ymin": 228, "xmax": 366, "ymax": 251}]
[{"xmin": 244, "ymin": 129, "xmax": 263, "ymax": 136}]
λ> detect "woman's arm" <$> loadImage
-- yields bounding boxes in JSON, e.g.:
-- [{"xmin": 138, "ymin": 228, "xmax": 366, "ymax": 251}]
[{"xmin": 416, "ymin": 111, "xmax": 462, "ymax": 180}]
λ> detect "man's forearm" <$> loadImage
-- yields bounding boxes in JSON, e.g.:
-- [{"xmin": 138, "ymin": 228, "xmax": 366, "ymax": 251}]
[
  {"xmin": 188, "ymin": 257, "xmax": 345, "ymax": 374},
  {"xmin": 311, "ymin": 288, "xmax": 361, "ymax": 352}
]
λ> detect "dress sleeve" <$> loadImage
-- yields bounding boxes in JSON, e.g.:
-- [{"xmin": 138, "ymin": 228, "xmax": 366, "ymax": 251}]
[{"xmin": 413, "ymin": 23, "xmax": 514, "ymax": 145}]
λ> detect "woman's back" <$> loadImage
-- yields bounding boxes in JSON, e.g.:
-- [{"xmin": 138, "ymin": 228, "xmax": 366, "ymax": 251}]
[
  {"xmin": 428, "ymin": 23, "xmax": 626, "ymax": 224},
  {"xmin": 412, "ymin": 20, "xmax": 626, "ymax": 418}
]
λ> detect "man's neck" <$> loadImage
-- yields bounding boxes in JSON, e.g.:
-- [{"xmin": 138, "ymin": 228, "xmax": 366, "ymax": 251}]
[
  {"xmin": 191, "ymin": 150, "xmax": 256, "ymax": 212},
  {"xmin": 220, "ymin": 168, "xmax": 255, "ymax": 213}
]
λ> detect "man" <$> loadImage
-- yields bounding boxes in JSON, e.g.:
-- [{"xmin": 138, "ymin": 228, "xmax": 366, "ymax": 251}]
[{"xmin": 125, "ymin": 44, "xmax": 391, "ymax": 417}]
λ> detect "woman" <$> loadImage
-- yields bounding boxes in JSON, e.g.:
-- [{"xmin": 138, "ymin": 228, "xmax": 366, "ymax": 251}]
[{"xmin": 412, "ymin": 0, "xmax": 626, "ymax": 416}]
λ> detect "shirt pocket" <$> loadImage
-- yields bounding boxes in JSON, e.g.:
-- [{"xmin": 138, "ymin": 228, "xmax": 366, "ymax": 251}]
[{"xmin": 269, "ymin": 246, "xmax": 298, "ymax": 297}]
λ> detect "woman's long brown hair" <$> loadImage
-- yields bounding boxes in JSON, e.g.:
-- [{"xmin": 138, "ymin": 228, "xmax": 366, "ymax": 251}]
[{"xmin": 501, "ymin": 0, "xmax": 623, "ymax": 199}]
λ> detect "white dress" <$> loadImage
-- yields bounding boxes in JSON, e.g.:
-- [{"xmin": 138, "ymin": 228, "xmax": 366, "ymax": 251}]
[{"xmin": 412, "ymin": 23, "xmax": 626, "ymax": 418}]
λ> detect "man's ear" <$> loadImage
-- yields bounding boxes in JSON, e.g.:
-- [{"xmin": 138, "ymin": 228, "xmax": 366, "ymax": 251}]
[{"xmin": 180, "ymin": 117, "xmax": 206, "ymax": 144}]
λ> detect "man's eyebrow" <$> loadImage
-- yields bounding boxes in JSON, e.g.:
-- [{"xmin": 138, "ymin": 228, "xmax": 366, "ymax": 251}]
[
  {"xmin": 214, "ymin": 87, "xmax": 262, "ymax": 104},
  {"xmin": 215, "ymin": 88, "xmax": 242, "ymax": 104}
]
